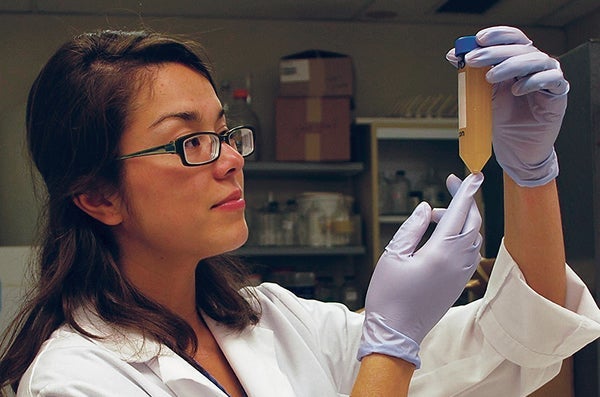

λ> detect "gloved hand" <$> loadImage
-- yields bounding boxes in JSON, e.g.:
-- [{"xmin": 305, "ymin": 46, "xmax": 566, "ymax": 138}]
[
  {"xmin": 446, "ymin": 26, "xmax": 569, "ymax": 187},
  {"xmin": 358, "ymin": 173, "xmax": 483, "ymax": 368}
]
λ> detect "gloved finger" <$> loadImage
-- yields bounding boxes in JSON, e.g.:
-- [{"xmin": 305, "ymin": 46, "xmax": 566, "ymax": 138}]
[
  {"xmin": 385, "ymin": 202, "xmax": 432, "ymax": 255},
  {"xmin": 448, "ymin": 26, "xmax": 533, "ymax": 68},
  {"xmin": 455, "ymin": 174, "xmax": 483, "ymax": 237},
  {"xmin": 445, "ymin": 173, "xmax": 463, "ymax": 197},
  {"xmin": 431, "ymin": 208, "xmax": 445, "ymax": 224},
  {"xmin": 476, "ymin": 26, "xmax": 532, "ymax": 47},
  {"xmin": 465, "ymin": 44, "xmax": 538, "ymax": 68},
  {"xmin": 432, "ymin": 198, "xmax": 481, "ymax": 238},
  {"xmin": 446, "ymin": 48, "xmax": 459, "ymax": 68},
  {"xmin": 433, "ymin": 173, "xmax": 483, "ymax": 237},
  {"xmin": 511, "ymin": 68, "xmax": 570, "ymax": 96},
  {"xmin": 430, "ymin": 173, "xmax": 471, "ymax": 224},
  {"xmin": 459, "ymin": 197, "xmax": 483, "ymax": 240},
  {"xmin": 486, "ymin": 51, "xmax": 561, "ymax": 83}
]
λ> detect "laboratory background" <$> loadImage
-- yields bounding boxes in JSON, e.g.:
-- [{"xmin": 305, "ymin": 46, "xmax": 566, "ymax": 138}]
[{"xmin": 0, "ymin": 0, "xmax": 599, "ymax": 395}]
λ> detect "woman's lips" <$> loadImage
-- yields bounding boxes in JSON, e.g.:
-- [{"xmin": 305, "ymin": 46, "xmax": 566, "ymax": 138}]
[{"xmin": 212, "ymin": 190, "xmax": 245, "ymax": 210}]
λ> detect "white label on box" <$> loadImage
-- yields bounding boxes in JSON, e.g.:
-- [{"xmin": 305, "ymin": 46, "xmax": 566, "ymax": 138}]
[{"xmin": 280, "ymin": 59, "xmax": 310, "ymax": 83}]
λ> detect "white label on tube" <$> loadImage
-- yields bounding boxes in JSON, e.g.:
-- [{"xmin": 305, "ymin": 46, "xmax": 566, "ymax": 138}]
[{"xmin": 458, "ymin": 71, "xmax": 466, "ymax": 129}]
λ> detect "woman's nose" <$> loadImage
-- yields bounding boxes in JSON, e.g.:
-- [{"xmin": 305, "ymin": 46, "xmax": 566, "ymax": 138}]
[{"xmin": 216, "ymin": 141, "xmax": 244, "ymax": 173}]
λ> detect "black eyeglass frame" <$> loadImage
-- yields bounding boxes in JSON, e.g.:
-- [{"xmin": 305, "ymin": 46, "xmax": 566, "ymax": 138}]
[{"xmin": 117, "ymin": 125, "xmax": 255, "ymax": 167}]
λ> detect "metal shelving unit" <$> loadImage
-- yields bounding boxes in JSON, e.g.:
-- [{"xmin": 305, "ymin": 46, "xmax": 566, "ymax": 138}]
[
  {"xmin": 239, "ymin": 160, "xmax": 369, "ymax": 301},
  {"xmin": 243, "ymin": 161, "xmax": 364, "ymax": 176},
  {"xmin": 235, "ymin": 245, "xmax": 366, "ymax": 257},
  {"xmin": 353, "ymin": 117, "xmax": 463, "ymax": 267}
]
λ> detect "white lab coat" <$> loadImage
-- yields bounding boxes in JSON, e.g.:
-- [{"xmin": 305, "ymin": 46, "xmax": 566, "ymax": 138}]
[{"xmin": 17, "ymin": 241, "xmax": 600, "ymax": 396}]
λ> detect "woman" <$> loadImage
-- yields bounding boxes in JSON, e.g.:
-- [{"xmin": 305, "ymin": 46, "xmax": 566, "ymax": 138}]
[
  {"xmin": 0, "ymin": 26, "xmax": 598, "ymax": 396},
  {"xmin": 0, "ymin": 28, "xmax": 481, "ymax": 396}
]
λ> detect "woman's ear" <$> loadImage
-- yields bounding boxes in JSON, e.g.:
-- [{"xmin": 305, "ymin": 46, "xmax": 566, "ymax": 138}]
[{"xmin": 72, "ymin": 190, "xmax": 124, "ymax": 226}]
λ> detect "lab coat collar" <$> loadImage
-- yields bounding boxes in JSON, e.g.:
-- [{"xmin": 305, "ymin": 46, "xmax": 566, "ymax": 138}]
[
  {"xmin": 204, "ymin": 315, "xmax": 296, "ymax": 397},
  {"xmin": 72, "ymin": 307, "xmax": 296, "ymax": 396},
  {"xmin": 149, "ymin": 349, "xmax": 230, "ymax": 395},
  {"xmin": 72, "ymin": 306, "xmax": 162, "ymax": 362}
]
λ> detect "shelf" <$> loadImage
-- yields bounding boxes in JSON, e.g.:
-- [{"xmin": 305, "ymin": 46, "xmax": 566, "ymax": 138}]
[
  {"xmin": 355, "ymin": 117, "xmax": 458, "ymax": 140},
  {"xmin": 354, "ymin": 117, "xmax": 464, "ymax": 268},
  {"xmin": 379, "ymin": 214, "xmax": 410, "ymax": 224},
  {"xmin": 234, "ymin": 245, "xmax": 366, "ymax": 256},
  {"xmin": 244, "ymin": 161, "xmax": 364, "ymax": 176}
]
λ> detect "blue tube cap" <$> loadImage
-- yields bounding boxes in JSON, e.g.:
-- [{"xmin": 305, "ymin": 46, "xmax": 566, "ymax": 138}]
[{"xmin": 455, "ymin": 35, "xmax": 478, "ymax": 56}]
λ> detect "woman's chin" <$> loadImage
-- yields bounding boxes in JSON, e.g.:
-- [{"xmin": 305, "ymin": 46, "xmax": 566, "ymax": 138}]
[{"xmin": 229, "ymin": 224, "xmax": 249, "ymax": 251}]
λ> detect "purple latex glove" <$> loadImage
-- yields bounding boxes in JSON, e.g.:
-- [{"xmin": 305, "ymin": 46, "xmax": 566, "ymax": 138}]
[
  {"xmin": 446, "ymin": 26, "xmax": 569, "ymax": 187},
  {"xmin": 358, "ymin": 173, "xmax": 483, "ymax": 368}
]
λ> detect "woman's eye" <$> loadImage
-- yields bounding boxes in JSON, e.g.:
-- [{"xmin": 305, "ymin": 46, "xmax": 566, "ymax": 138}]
[{"xmin": 185, "ymin": 136, "xmax": 202, "ymax": 149}]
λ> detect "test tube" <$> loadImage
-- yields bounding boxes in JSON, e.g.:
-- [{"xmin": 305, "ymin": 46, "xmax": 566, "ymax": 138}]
[{"xmin": 455, "ymin": 36, "xmax": 492, "ymax": 173}]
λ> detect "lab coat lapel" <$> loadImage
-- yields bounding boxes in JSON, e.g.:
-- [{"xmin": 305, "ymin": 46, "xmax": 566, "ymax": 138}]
[
  {"xmin": 76, "ymin": 309, "xmax": 229, "ymax": 396},
  {"xmin": 150, "ymin": 348, "xmax": 229, "ymax": 396},
  {"xmin": 205, "ymin": 317, "xmax": 296, "ymax": 397}
]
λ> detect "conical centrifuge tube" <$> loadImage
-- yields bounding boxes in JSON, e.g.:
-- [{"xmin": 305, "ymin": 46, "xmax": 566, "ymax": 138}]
[{"xmin": 455, "ymin": 35, "xmax": 492, "ymax": 173}]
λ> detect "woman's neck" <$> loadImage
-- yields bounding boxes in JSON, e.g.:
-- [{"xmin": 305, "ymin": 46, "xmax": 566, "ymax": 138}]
[{"xmin": 121, "ymin": 255, "xmax": 200, "ymax": 319}]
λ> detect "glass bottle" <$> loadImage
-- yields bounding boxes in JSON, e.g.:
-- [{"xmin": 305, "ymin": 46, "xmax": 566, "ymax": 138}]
[
  {"xmin": 389, "ymin": 170, "xmax": 410, "ymax": 214},
  {"xmin": 219, "ymin": 80, "xmax": 233, "ymax": 113},
  {"xmin": 341, "ymin": 276, "xmax": 361, "ymax": 311},
  {"xmin": 408, "ymin": 190, "xmax": 423, "ymax": 212},
  {"xmin": 307, "ymin": 203, "xmax": 325, "ymax": 247},
  {"xmin": 257, "ymin": 194, "xmax": 280, "ymax": 246},
  {"xmin": 227, "ymin": 88, "xmax": 259, "ymax": 161},
  {"xmin": 289, "ymin": 271, "xmax": 316, "ymax": 299},
  {"xmin": 331, "ymin": 196, "xmax": 353, "ymax": 246},
  {"xmin": 281, "ymin": 199, "xmax": 299, "ymax": 246},
  {"xmin": 422, "ymin": 168, "xmax": 448, "ymax": 207},
  {"xmin": 378, "ymin": 172, "xmax": 390, "ymax": 214},
  {"xmin": 315, "ymin": 276, "xmax": 336, "ymax": 302}
]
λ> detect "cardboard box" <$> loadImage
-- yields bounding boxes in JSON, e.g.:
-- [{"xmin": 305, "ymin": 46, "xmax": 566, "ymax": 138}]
[
  {"xmin": 279, "ymin": 50, "xmax": 353, "ymax": 97},
  {"xmin": 276, "ymin": 97, "xmax": 351, "ymax": 161}
]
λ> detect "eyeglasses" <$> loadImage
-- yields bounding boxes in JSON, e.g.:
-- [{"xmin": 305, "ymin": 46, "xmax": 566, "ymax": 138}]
[{"xmin": 118, "ymin": 125, "xmax": 255, "ymax": 166}]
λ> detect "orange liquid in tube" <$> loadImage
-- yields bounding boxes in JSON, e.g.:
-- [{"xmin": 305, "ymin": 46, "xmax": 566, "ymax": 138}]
[{"xmin": 456, "ymin": 36, "xmax": 492, "ymax": 173}]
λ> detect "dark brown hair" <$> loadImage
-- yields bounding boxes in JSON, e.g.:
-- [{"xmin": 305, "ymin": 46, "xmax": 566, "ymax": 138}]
[{"xmin": 0, "ymin": 30, "xmax": 260, "ymax": 393}]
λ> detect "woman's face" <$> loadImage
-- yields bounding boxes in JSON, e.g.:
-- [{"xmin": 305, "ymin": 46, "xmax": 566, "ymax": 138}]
[{"xmin": 114, "ymin": 63, "xmax": 248, "ymax": 266}]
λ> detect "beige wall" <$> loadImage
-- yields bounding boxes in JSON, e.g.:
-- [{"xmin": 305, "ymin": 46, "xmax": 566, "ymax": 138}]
[
  {"xmin": 0, "ymin": 14, "xmax": 570, "ymax": 245},
  {"xmin": 565, "ymin": 7, "xmax": 600, "ymax": 50}
]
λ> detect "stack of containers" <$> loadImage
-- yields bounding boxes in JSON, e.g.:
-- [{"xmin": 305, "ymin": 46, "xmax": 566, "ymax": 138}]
[{"xmin": 275, "ymin": 50, "xmax": 354, "ymax": 162}]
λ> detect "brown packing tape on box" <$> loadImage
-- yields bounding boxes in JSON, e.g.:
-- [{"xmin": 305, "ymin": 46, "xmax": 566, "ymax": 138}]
[
  {"xmin": 305, "ymin": 98, "xmax": 322, "ymax": 161},
  {"xmin": 305, "ymin": 133, "xmax": 320, "ymax": 161},
  {"xmin": 275, "ymin": 96, "xmax": 351, "ymax": 161},
  {"xmin": 306, "ymin": 97, "xmax": 322, "ymax": 122}
]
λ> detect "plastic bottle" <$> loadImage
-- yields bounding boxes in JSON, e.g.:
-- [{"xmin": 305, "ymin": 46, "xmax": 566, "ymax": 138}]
[
  {"xmin": 228, "ymin": 88, "xmax": 259, "ymax": 161},
  {"xmin": 389, "ymin": 170, "xmax": 411, "ymax": 214},
  {"xmin": 455, "ymin": 35, "xmax": 492, "ymax": 173}
]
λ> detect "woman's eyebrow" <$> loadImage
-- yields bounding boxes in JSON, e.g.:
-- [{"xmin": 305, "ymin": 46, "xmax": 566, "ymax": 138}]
[
  {"xmin": 149, "ymin": 111, "xmax": 199, "ymax": 128},
  {"xmin": 150, "ymin": 108, "xmax": 225, "ymax": 129}
]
